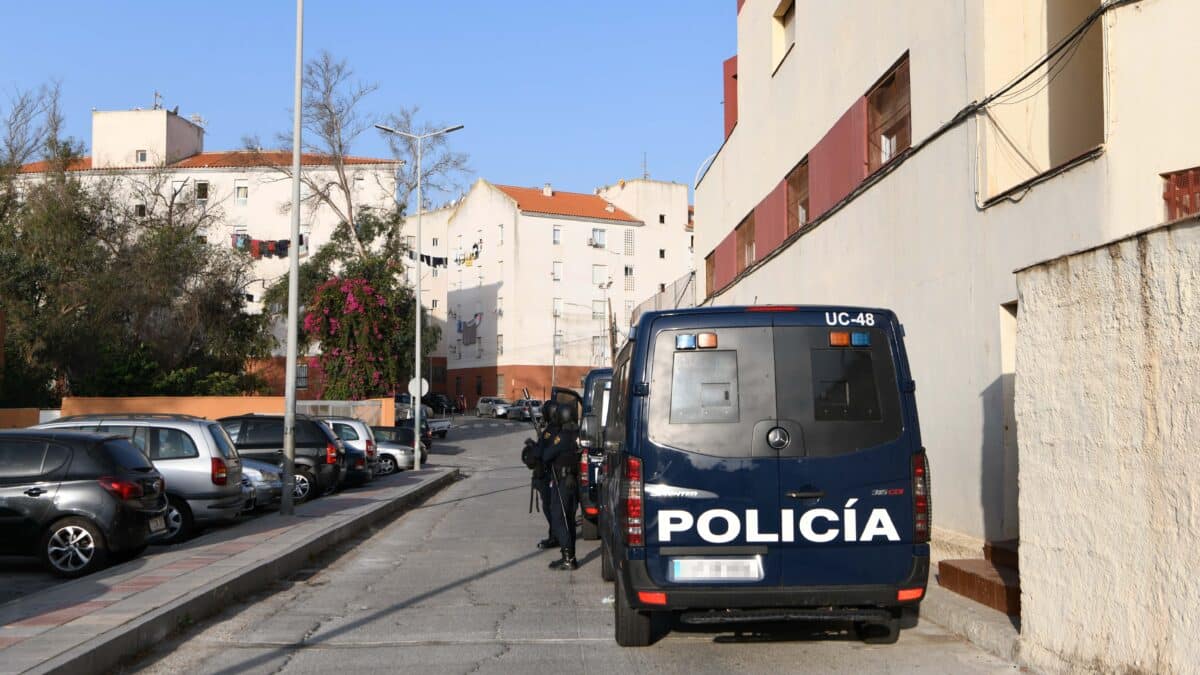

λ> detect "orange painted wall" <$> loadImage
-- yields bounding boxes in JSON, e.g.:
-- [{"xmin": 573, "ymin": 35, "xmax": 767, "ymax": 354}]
[
  {"xmin": 0, "ymin": 408, "xmax": 39, "ymax": 429},
  {"xmin": 61, "ymin": 396, "xmax": 394, "ymax": 424}
]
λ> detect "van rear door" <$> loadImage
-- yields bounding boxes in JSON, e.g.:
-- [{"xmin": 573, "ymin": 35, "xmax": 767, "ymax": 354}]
[
  {"xmin": 642, "ymin": 318, "xmax": 783, "ymax": 587},
  {"xmin": 771, "ymin": 310, "xmax": 916, "ymax": 586}
]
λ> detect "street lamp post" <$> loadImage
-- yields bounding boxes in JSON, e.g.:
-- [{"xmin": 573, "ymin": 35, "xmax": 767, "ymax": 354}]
[
  {"xmin": 281, "ymin": 0, "xmax": 304, "ymax": 516},
  {"xmin": 375, "ymin": 122, "xmax": 463, "ymax": 471}
]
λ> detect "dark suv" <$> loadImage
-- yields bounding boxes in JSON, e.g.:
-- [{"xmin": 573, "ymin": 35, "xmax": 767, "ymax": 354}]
[
  {"xmin": 0, "ymin": 430, "xmax": 168, "ymax": 577},
  {"xmin": 218, "ymin": 415, "xmax": 344, "ymax": 502},
  {"xmin": 578, "ymin": 368, "xmax": 612, "ymax": 541}
]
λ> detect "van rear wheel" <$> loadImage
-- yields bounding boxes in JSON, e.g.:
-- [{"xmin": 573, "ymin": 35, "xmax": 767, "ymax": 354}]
[
  {"xmin": 855, "ymin": 615, "xmax": 901, "ymax": 644},
  {"xmin": 600, "ymin": 537, "xmax": 615, "ymax": 582},
  {"xmin": 615, "ymin": 574, "xmax": 655, "ymax": 647}
]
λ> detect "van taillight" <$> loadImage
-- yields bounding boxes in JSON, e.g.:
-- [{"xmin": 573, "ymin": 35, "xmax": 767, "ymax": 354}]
[
  {"xmin": 98, "ymin": 476, "xmax": 143, "ymax": 500},
  {"xmin": 579, "ymin": 456, "xmax": 589, "ymax": 487},
  {"xmin": 326, "ymin": 443, "xmax": 338, "ymax": 465},
  {"xmin": 913, "ymin": 451, "xmax": 931, "ymax": 544},
  {"xmin": 622, "ymin": 457, "xmax": 644, "ymax": 547},
  {"xmin": 211, "ymin": 457, "xmax": 228, "ymax": 486}
]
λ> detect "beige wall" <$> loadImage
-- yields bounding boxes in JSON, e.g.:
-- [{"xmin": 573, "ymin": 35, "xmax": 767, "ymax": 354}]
[
  {"xmin": 0, "ymin": 408, "xmax": 39, "ymax": 429},
  {"xmin": 1014, "ymin": 217, "xmax": 1200, "ymax": 674},
  {"xmin": 694, "ymin": 0, "xmax": 1200, "ymax": 550},
  {"xmin": 92, "ymin": 109, "xmax": 203, "ymax": 168},
  {"xmin": 60, "ymin": 396, "xmax": 394, "ymax": 426}
]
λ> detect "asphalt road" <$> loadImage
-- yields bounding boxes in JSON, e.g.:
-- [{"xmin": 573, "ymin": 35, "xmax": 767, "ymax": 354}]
[{"xmin": 130, "ymin": 419, "xmax": 1016, "ymax": 674}]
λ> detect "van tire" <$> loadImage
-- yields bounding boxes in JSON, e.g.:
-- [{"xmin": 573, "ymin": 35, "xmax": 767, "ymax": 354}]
[
  {"xmin": 580, "ymin": 517, "xmax": 599, "ymax": 541},
  {"xmin": 600, "ymin": 538, "xmax": 615, "ymax": 582},
  {"xmin": 615, "ymin": 574, "xmax": 654, "ymax": 647},
  {"xmin": 855, "ymin": 616, "xmax": 901, "ymax": 644}
]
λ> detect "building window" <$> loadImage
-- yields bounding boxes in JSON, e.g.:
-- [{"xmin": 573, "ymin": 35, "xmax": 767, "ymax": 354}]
[
  {"xmin": 659, "ymin": 283, "xmax": 666, "ymax": 293},
  {"xmin": 552, "ymin": 226, "xmax": 561, "ymax": 245},
  {"xmin": 498, "ymin": 224, "xmax": 504, "ymax": 245},
  {"xmin": 497, "ymin": 334, "xmax": 504, "ymax": 355},
  {"xmin": 735, "ymin": 212, "xmax": 756, "ymax": 274},
  {"xmin": 554, "ymin": 332, "xmax": 563, "ymax": 355},
  {"xmin": 235, "ymin": 180, "xmax": 249, "ymax": 206},
  {"xmin": 624, "ymin": 230, "xmax": 634, "ymax": 256},
  {"xmin": 1163, "ymin": 167, "xmax": 1200, "ymax": 221},
  {"xmin": 135, "ymin": 203, "xmax": 147, "ymax": 218},
  {"xmin": 432, "ymin": 237, "xmax": 439, "ymax": 247},
  {"xmin": 624, "ymin": 265, "xmax": 635, "ymax": 291},
  {"xmin": 658, "ymin": 214, "xmax": 666, "ymax": 224},
  {"xmin": 592, "ymin": 264, "xmax": 608, "ymax": 285},
  {"xmin": 772, "ymin": 0, "xmax": 796, "ymax": 71},
  {"xmin": 136, "ymin": 149, "xmax": 147, "ymax": 163},
  {"xmin": 432, "ymin": 299, "xmax": 439, "ymax": 309},
  {"xmin": 659, "ymin": 248, "xmax": 666, "ymax": 259},
  {"xmin": 476, "ymin": 376, "xmax": 483, "ymax": 395},
  {"xmin": 296, "ymin": 364, "xmax": 309, "ymax": 389},
  {"xmin": 406, "ymin": 235, "xmax": 416, "ymax": 250},
  {"xmin": 593, "ymin": 335, "xmax": 606, "ymax": 361},
  {"xmin": 786, "ymin": 158, "xmax": 810, "ymax": 236},
  {"xmin": 868, "ymin": 55, "xmax": 911, "ymax": 172},
  {"xmin": 432, "ymin": 267, "xmax": 439, "ymax": 278},
  {"xmin": 553, "ymin": 297, "xmax": 563, "ymax": 317},
  {"xmin": 591, "ymin": 228, "xmax": 607, "ymax": 248},
  {"xmin": 593, "ymin": 300, "xmax": 606, "ymax": 320},
  {"xmin": 705, "ymin": 253, "xmax": 715, "ymax": 297},
  {"xmin": 552, "ymin": 261, "xmax": 563, "ymax": 281},
  {"xmin": 195, "ymin": 181, "xmax": 209, "ymax": 205}
]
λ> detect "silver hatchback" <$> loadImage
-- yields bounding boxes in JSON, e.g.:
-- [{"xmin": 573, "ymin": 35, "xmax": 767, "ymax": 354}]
[{"xmin": 37, "ymin": 414, "xmax": 244, "ymax": 543}]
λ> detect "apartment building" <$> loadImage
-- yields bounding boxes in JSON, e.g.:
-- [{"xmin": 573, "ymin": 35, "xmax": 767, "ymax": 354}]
[
  {"xmin": 694, "ymin": 0, "xmax": 1198, "ymax": 663},
  {"xmin": 19, "ymin": 107, "xmax": 399, "ymax": 310},
  {"xmin": 441, "ymin": 178, "xmax": 690, "ymax": 406}
]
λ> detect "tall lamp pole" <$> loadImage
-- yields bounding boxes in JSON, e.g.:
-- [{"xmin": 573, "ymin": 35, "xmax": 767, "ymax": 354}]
[
  {"xmin": 375, "ymin": 123, "xmax": 463, "ymax": 471},
  {"xmin": 281, "ymin": 0, "xmax": 304, "ymax": 516}
]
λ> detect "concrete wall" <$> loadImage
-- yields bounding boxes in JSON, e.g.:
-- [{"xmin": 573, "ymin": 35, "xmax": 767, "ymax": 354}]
[
  {"xmin": 60, "ymin": 396, "xmax": 394, "ymax": 426},
  {"xmin": 91, "ymin": 109, "xmax": 203, "ymax": 168},
  {"xmin": 1014, "ymin": 217, "xmax": 1200, "ymax": 674},
  {"xmin": 0, "ymin": 408, "xmax": 39, "ymax": 429},
  {"xmin": 693, "ymin": 0, "xmax": 1200, "ymax": 551}
]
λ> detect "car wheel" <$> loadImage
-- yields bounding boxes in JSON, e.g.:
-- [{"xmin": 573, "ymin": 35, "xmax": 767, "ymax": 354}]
[
  {"xmin": 294, "ymin": 466, "xmax": 316, "ymax": 503},
  {"xmin": 378, "ymin": 454, "xmax": 397, "ymax": 476},
  {"xmin": 615, "ymin": 573, "xmax": 655, "ymax": 647},
  {"xmin": 855, "ymin": 614, "xmax": 901, "ymax": 644},
  {"xmin": 600, "ymin": 537, "xmax": 615, "ymax": 582},
  {"xmin": 41, "ymin": 517, "xmax": 108, "ymax": 578},
  {"xmin": 580, "ymin": 517, "xmax": 599, "ymax": 541},
  {"xmin": 160, "ymin": 496, "xmax": 194, "ymax": 544}
]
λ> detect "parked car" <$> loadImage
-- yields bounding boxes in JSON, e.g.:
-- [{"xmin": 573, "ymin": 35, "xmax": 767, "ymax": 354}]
[
  {"xmin": 37, "ymin": 414, "xmax": 244, "ymax": 544},
  {"xmin": 578, "ymin": 368, "xmax": 612, "ymax": 541},
  {"xmin": 375, "ymin": 424, "xmax": 430, "ymax": 455},
  {"xmin": 510, "ymin": 399, "xmax": 543, "ymax": 422},
  {"xmin": 474, "ymin": 396, "xmax": 511, "ymax": 418},
  {"xmin": 369, "ymin": 426, "xmax": 423, "ymax": 474},
  {"xmin": 422, "ymin": 393, "xmax": 457, "ymax": 415},
  {"xmin": 427, "ymin": 416, "xmax": 451, "ymax": 438},
  {"xmin": 239, "ymin": 458, "xmax": 284, "ymax": 509},
  {"xmin": 395, "ymin": 393, "xmax": 434, "ymax": 421},
  {"xmin": 600, "ymin": 306, "xmax": 929, "ymax": 646},
  {"xmin": 0, "ymin": 430, "xmax": 168, "ymax": 577},
  {"xmin": 218, "ymin": 414, "xmax": 345, "ymax": 503},
  {"xmin": 322, "ymin": 417, "xmax": 379, "ymax": 486}
]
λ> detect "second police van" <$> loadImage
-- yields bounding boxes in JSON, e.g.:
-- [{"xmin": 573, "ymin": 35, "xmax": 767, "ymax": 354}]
[{"xmin": 598, "ymin": 305, "xmax": 930, "ymax": 646}]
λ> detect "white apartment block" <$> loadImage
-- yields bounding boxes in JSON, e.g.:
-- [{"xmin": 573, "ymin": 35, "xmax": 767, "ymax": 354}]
[
  {"xmin": 695, "ymin": 0, "xmax": 1199, "ymax": 666},
  {"xmin": 20, "ymin": 107, "xmax": 399, "ymax": 311},
  {"xmin": 431, "ymin": 178, "xmax": 691, "ymax": 406}
]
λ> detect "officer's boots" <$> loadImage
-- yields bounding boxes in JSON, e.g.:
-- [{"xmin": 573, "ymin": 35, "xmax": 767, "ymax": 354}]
[
  {"xmin": 537, "ymin": 536, "xmax": 559, "ymax": 550},
  {"xmin": 548, "ymin": 548, "xmax": 579, "ymax": 571}
]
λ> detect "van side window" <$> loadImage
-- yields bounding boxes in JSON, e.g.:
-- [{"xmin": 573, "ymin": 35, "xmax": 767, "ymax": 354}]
[
  {"xmin": 811, "ymin": 350, "xmax": 881, "ymax": 421},
  {"xmin": 669, "ymin": 351, "xmax": 739, "ymax": 424},
  {"xmin": 606, "ymin": 352, "xmax": 632, "ymax": 446},
  {"xmin": 147, "ymin": 427, "xmax": 200, "ymax": 460},
  {"xmin": 100, "ymin": 425, "xmax": 150, "ymax": 456}
]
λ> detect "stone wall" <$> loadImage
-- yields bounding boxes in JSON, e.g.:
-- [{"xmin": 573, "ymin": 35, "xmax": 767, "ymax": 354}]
[{"xmin": 1014, "ymin": 217, "xmax": 1200, "ymax": 673}]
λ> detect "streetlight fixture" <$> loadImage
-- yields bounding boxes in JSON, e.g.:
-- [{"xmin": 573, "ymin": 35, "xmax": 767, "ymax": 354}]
[{"xmin": 375, "ymin": 122, "xmax": 464, "ymax": 471}]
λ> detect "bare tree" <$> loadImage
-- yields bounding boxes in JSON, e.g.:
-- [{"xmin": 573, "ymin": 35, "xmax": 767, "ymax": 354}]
[
  {"xmin": 377, "ymin": 104, "xmax": 470, "ymax": 214},
  {"xmin": 0, "ymin": 82, "xmax": 66, "ymax": 221}
]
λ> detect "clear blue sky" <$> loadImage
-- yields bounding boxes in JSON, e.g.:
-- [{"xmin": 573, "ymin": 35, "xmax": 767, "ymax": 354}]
[{"xmin": 1, "ymin": 1, "xmax": 735, "ymax": 202}]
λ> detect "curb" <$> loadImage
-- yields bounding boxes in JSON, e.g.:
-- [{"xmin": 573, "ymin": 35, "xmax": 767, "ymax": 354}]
[
  {"xmin": 920, "ymin": 582, "xmax": 1023, "ymax": 666},
  {"xmin": 29, "ymin": 469, "xmax": 457, "ymax": 675}
]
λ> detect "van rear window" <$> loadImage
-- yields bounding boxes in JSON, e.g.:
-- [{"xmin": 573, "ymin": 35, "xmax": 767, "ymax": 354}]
[{"xmin": 649, "ymin": 325, "xmax": 902, "ymax": 458}]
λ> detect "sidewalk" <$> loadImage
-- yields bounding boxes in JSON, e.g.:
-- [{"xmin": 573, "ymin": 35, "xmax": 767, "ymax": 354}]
[{"xmin": 0, "ymin": 468, "xmax": 455, "ymax": 675}]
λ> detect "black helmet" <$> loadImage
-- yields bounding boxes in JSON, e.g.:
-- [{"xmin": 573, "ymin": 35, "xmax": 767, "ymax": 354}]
[
  {"xmin": 555, "ymin": 402, "xmax": 577, "ymax": 427},
  {"xmin": 541, "ymin": 400, "xmax": 559, "ymax": 421}
]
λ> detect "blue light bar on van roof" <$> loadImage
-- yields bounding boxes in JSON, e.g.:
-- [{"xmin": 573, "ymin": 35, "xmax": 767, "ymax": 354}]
[
  {"xmin": 851, "ymin": 332, "xmax": 871, "ymax": 347},
  {"xmin": 675, "ymin": 334, "xmax": 697, "ymax": 350}
]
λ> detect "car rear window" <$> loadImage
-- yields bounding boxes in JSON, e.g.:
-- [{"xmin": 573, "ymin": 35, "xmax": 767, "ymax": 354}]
[
  {"xmin": 648, "ymin": 324, "xmax": 902, "ymax": 458},
  {"xmin": 102, "ymin": 439, "xmax": 154, "ymax": 470},
  {"xmin": 333, "ymin": 423, "xmax": 359, "ymax": 441},
  {"xmin": 207, "ymin": 423, "xmax": 239, "ymax": 458}
]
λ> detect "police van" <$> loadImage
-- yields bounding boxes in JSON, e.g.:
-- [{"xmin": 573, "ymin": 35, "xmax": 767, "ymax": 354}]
[
  {"xmin": 578, "ymin": 367, "xmax": 613, "ymax": 541},
  {"xmin": 598, "ymin": 305, "xmax": 929, "ymax": 646}
]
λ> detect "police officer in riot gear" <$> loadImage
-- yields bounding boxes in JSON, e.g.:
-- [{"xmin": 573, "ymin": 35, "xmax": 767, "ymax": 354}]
[
  {"xmin": 542, "ymin": 402, "xmax": 581, "ymax": 570},
  {"xmin": 528, "ymin": 401, "xmax": 560, "ymax": 550}
]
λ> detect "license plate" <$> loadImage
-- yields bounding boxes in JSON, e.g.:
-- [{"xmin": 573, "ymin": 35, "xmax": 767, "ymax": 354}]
[
  {"xmin": 148, "ymin": 516, "xmax": 166, "ymax": 533},
  {"xmin": 669, "ymin": 556, "xmax": 764, "ymax": 582}
]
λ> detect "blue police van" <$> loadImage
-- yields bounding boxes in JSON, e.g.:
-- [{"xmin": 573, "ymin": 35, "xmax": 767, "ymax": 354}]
[
  {"xmin": 578, "ymin": 368, "xmax": 613, "ymax": 541},
  {"xmin": 598, "ymin": 305, "xmax": 929, "ymax": 646}
]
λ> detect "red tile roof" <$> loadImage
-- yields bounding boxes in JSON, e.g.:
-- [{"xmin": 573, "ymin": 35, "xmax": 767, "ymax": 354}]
[
  {"xmin": 493, "ymin": 184, "xmax": 639, "ymax": 223},
  {"xmin": 18, "ymin": 151, "xmax": 396, "ymax": 174}
]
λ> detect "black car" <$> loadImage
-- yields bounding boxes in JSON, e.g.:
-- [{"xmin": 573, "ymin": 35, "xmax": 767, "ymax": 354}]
[
  {"xmin": 218, "ymin": 415, "xmax": 345, "ymax": 503},
  {"xmin": 422, "ymin": 392, "xmax": 457, "ymax": 415},
  {"xmin": 578, "ymin": 368, "xmax": 613, "ymax": 541},
  {"xmin": 396, "ymin": 418, "xmax": 433, "ymax": 451},
  {"xmin": 0, "ymin": 430, "xmax": 168, "ymax": 578}
]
